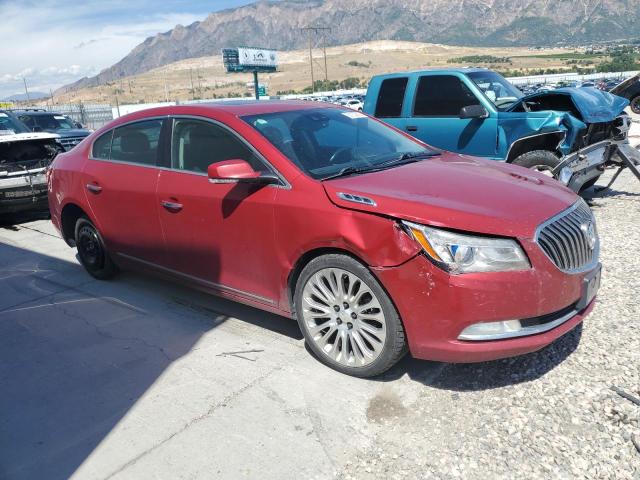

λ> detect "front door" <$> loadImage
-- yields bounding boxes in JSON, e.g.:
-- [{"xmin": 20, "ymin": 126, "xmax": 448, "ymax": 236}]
[
  {"xmin": 405, "ymin": 74, "xmax": 498, "ymax": 157},
  {"xmin": 156, "ymin": 117, "xmax": 282, "ymax": 305},
  {"xmin": 82, "ymin": 118, "xmax": 166, "ymax": 264}
]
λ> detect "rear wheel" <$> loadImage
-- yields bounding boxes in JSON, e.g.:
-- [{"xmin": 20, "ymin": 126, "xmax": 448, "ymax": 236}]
[
  {"xmin": 294, "ymin": 254, "xmax": 407, "ymax": 377},
  {"xmin": 512, "ymin": 150, "xmax": 561, "ymax": 177},
  {"xmin": 75, "ymin": 216, "xmax": 117, "ymax": 280},
  {"xmin": 631, "ymin": 96, "xmax": 640, "ymax": 115}
]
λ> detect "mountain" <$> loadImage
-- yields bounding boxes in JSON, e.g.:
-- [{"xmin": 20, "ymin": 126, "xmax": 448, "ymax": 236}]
[
  {"xmin": 63, "ymin": 0, "xmax": 640, "ymax": 91},
  {"xmin": 2, "ymin": 92, "xmax": 49, "ymax": 102}
]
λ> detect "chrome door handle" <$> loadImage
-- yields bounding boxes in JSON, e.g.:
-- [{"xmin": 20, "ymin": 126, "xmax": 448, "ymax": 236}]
[
  {"xmin": 86, "ymin": 183, "xmax": 102, "ymax": 194},
  {"xmin": 161, "ymin": 200, "xmax": 183, "ymax": 212}
]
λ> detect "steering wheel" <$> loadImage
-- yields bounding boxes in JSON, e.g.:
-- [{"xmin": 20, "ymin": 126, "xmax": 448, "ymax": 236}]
[{"xmin": 328, "ymin": 147, "xmax": 354, "ymax": 164}]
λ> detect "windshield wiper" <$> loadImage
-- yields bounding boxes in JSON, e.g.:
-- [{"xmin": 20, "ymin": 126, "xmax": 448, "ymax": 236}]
[
  {"xmin": 320, "ymin": 166, "xmax": 370, "ymax": 181},
  {"xmin": 320, "ymin": 151, "xmax": 440, "ymax": 181}
]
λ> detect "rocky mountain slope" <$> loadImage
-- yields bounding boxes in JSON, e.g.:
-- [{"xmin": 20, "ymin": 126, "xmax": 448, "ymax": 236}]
[{"xmin": 64, "ymin": 0, "xmax": 640, "ymax": 91}]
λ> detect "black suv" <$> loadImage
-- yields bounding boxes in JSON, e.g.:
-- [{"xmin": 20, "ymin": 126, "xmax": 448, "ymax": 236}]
[
  {"xmin": 610, "ymin": 74, "xmax": 640, "ymax": 114},
  {"xmin": 15, "ymin": 109, "xmax": 91, "ymax": 151}
]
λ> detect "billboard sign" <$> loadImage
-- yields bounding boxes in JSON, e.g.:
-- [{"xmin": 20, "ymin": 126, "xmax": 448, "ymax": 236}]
[
  {"xmin": 223, "ymin": 47, "xmax": 277, "ymax": 73},
  {"xmin": 238, "ymin": 47, "xmax": 278, "ymax": 69}
]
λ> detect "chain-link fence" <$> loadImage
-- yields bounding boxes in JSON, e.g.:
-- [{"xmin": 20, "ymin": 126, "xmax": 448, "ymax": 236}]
[{"xmin": 40, "ymin": 104, "xmax": 113, "ymax": 130}]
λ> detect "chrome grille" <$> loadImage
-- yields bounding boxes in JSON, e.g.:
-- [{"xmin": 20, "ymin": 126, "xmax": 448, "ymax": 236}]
[
  {"xmin": 58, "ymin": 136, "xmax": 85, "ymax": 151},
  {"xmin": 536, "ymin": 201, "xmax": 598, "ymax": 273}
]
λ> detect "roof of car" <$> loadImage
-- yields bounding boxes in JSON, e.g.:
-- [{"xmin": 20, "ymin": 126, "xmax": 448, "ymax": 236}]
[
  {"xmin": 117, "ymin": 100, "xmax": 342, "ymax": 123},
  {"xmin": 13, "ymin": 110, "xmax": 64, "ymax": 116},
  {"xmin": 372, "ymin": 67, "xmax": 490, "ymax": 78}
]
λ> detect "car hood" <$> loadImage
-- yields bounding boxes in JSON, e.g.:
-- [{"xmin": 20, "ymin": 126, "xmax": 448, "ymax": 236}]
[
  {"xmin": 0, "ymin": 131, "xmax": 59, "ymax": 143},
  {"xmin": 322, "ymin": 153, "xmax": 578, "ymax": 239},
  {"xmin": 510, "ymin": 87, "xmax": 628, "ymax": 123},
  {"xmin": 609, "ymin": 74, "xmax": 639, "ymax": 96}
]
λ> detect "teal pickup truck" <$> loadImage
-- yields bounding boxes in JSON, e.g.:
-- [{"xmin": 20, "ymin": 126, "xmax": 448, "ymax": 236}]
[{"xmin": 363, "ymin": 68, "xmax": 632, "ymax": 191}]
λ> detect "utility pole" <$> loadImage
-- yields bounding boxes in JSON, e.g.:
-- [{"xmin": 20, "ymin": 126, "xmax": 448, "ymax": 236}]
[
  {"xmin": 189, "ymin": 68, "xmax": 195, "ymax": 100},
  {"xmin": 163, "ymin": 70, "xmax": 169, "ymax": 103},
  {"xmin": 301, "ymin": 26, "xmax": 331, "ymax": 93},
  {"xmin": 22, "ymin": 77, "xmax": 31, "ymax": 103},
  {"xmin": 49, "ymin": 88, "xmax": 54, "ymax": 105}
]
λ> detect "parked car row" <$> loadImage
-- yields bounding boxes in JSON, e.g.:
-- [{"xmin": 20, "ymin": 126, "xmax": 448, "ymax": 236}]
[{"xmin": 48, "ymin": 92, "xmax": 604, "ymax": 377}]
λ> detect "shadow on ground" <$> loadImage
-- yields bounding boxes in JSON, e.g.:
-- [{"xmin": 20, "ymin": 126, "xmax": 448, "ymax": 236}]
[
  {"xmin": 379, "ymin": 322, "xmax": 583, "ymax": 390},
  {"xmin": 0, "ymin": 240, "xmax": 298, "ymax": 480}
]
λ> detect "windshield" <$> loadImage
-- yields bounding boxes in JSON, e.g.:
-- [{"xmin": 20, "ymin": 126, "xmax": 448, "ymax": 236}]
[
  {"xmin": 36, "ymin": 114, "xmax": 76, "ymax": 130},
  {"xmin": 241, "ymin": 108, "xmax": 436, "ymax": 180},
  {"xmin": 0, "ymin": 112, "xmax": 29, "ymax": 135},
  {"xmin": 467, "ymin": 71, "xmax": 523, "ymax": 110}
]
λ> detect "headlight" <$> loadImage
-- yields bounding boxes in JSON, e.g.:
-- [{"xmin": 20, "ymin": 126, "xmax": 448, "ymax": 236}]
[{"xmin": 402, "ymin": 221, "xmax": 530, "ymax": 274}]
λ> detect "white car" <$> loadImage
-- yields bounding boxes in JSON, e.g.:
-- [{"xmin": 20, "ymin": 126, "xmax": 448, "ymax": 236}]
[{"xmin": 344, "ymin": 99, "xmax": 363, "ymax": 111}]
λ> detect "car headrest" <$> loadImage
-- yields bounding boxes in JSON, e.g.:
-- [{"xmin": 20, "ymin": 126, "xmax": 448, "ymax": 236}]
[{"xmin": 121, "ymin": 131, "xmax": 150, "ymax": 153}]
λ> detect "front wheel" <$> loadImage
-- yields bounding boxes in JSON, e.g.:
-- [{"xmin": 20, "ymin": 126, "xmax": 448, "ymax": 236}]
[
  {"xmin": 512, "ymin": 150, "xmax": 561, "ymax": 177},
  {"xmin": 294, "ymin": 254, "xmax": 407, "ymax": 377},
  {"xmin": 631, "ymin": 96, "xmax": 640, "ymax": 115},
  {"xmin": 75, "ymin": 216, "xmax": 118, "ymax": 280}
]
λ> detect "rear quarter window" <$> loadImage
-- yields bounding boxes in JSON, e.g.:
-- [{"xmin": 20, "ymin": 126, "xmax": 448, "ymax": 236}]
[
  {"xmin": 374, "ymin": 77, "xmax": 408, "ymax": 118},
  {"xmin": 91, "ymin": 130, "xmax": 113, "ymax": 160}
]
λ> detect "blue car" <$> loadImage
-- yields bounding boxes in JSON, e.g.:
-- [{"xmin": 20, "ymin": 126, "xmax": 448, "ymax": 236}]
[{"xmin": 364, "ymin": 68, "xmax": 632, "ymax": 191}]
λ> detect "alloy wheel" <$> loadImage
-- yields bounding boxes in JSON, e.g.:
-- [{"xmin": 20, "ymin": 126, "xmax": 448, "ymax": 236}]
[{"xmin": 301, "ymin": 268, "xmax": 387, "ymax": 367}]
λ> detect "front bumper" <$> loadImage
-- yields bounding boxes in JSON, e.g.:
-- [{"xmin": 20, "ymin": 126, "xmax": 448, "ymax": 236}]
[
  {"xmin": 374, "ymin": 240, "xmax": 597, "ymax": 363},
  {"xmin": 0, "ymin": 172, "xmax": 49, "ymax": 214}
]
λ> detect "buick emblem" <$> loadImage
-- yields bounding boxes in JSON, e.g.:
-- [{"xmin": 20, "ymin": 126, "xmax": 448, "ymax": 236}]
[{"xmin": 581, "ymin": 222, "xmax": 597, "ymax": 250}]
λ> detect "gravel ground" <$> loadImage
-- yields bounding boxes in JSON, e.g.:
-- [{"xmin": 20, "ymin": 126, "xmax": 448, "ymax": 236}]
[{"xmin": 340, "ymin": 163, "xmax": 640, "ymax": 479}]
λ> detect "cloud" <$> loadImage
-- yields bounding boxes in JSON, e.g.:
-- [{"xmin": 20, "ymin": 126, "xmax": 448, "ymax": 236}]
[{"xmin": 0, "ymin": 0, "xmax": 253, "ymax": 98}]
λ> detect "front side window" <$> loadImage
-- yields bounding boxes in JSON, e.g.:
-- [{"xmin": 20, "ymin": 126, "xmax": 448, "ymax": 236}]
[
  {"xmin": 242, "ymin": 108, "xmax": 436, "ymax": 180},
  {"xmin": 375, "ymin": 77, "xmax": 408, "ymax": 118},
  {"xmin": 466, "ymin": 71, "xmax": 523, "ymax": 110},
  {"xmin": 171, "ymin": 118, "xmax": 267, "ymax": 174},
  {"xmin": 110, "ymin": 120, "xmax": 163, "ymax": 165},
  {"xmin": 413, "ymin": 75, "xmax": 479, "ymax": 117}
]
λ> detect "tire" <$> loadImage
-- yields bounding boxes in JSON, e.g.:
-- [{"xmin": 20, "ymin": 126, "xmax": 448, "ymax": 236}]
[
  {"xmin": 512, "ymin": 150, "xmax": 561, "ymax": 177},
  {"xmin": 74, "ymin": 216, "xmax": 118, "ymax": 280},
  {"xmin": 631, "ymin": 96, "xmax": 640, "ymax": 115},
  {"xmin": 293, "ymin": 254, "xmax": 407, "ymax": 377}
]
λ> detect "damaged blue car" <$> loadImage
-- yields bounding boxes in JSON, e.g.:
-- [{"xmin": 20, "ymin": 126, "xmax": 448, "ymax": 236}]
[{"xmin": 364, "ymin": 68, "xmax": 634, "ymax": 191}]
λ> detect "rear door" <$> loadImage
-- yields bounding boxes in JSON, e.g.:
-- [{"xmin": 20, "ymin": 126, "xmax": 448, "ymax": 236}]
[
  {"xmin": 82, "ymin": 118, "xmax": 167, "ymax": 264},
  {"xmin": 155, "ymin": 116, "xmax": 282, "ymax": 305},
  {"xmin": 405, "ymin": 74, "xmax": 498, "ymax": 157}
]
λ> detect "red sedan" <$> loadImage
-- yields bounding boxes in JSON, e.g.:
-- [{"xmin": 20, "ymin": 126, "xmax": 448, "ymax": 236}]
[{"xmin": 48, "ymin": 101, "xmax": 600, "ymax": 377}]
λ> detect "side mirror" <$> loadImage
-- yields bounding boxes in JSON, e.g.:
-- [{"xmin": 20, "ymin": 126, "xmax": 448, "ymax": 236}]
[
  {"xmin": 459, "ymin": 105, "xmax": 488, "ymax": 119},
  {"xmin": 208, "ymin": 159, "xmax": 279, "ymax": 185},
  {"xmin": 74, "ymin": 122, "xmax": 84, "ymax": 129}
]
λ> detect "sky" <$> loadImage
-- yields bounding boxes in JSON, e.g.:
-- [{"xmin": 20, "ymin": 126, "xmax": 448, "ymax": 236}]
[{"xmin": 0, "ymin": 0, "xmax": 254, "ymax": 99}]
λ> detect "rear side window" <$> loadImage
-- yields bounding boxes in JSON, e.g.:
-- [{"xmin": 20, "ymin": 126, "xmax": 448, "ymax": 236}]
[
  {"xmin": 171, "ymin": 118, "xmax": 267, "ymax": 174},
  {"xmin": 91, "ymin": 131, "xmax": 112, "ymax": 159},
  {"xmin": 374, "ymin": 77, "xmax": 408, "ymax": 118},
  {"xmin": 413, "ymin": 75, "xmax": 479, "ymax": 116},
  {"xmin": 110, "ymin": 120, "xmax": 163, "ymax": 165}
]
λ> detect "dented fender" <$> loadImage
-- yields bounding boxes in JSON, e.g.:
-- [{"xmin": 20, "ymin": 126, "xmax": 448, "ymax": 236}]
[{"xmin": 497, "ymin": 110, "xmax": 584, "ymax": 159}]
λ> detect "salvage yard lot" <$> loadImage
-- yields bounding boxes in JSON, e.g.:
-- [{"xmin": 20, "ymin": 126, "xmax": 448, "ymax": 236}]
[{"xmin": 1, "ymin": 169, "xmax": 639, "ymax": 479}]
